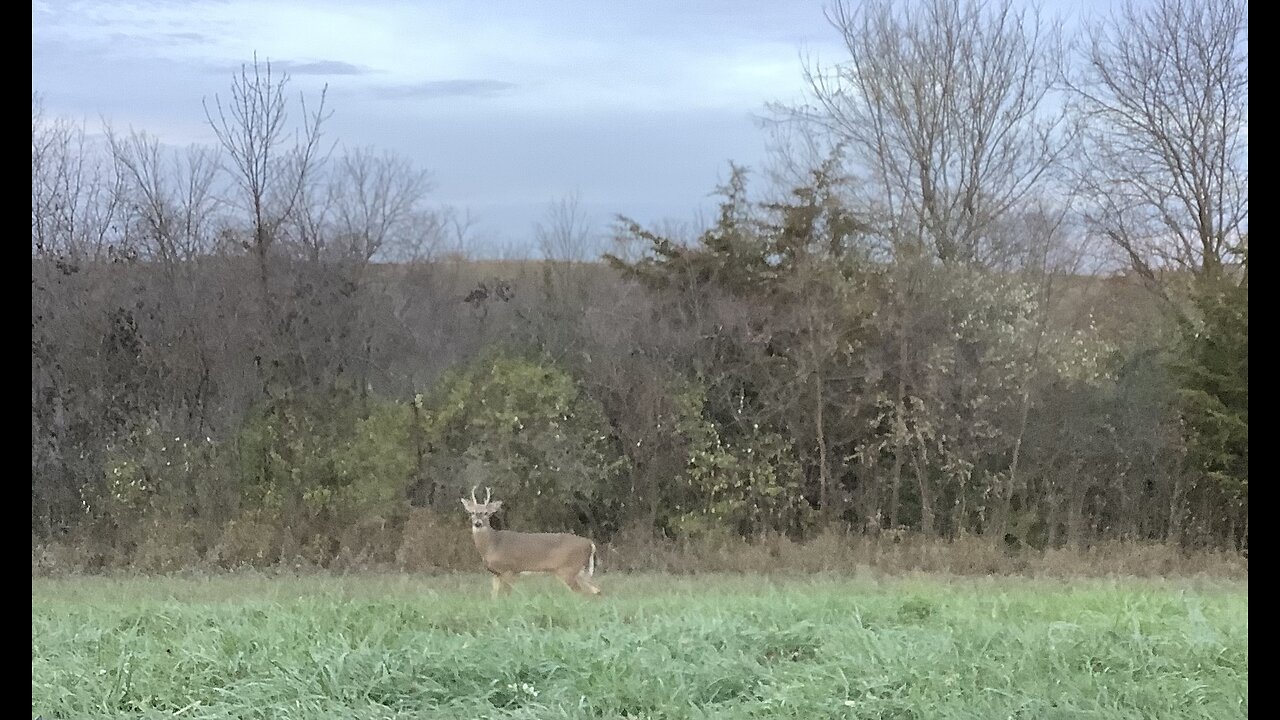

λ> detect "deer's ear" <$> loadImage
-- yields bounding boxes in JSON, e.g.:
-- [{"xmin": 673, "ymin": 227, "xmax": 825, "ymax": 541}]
[
  {"xmin": 460, "ymin": 498, "xmax": 472, "ymax": 510},
  {"xmin": 491, "ymin": 500, "xmax": 504, "ymax": 511}
]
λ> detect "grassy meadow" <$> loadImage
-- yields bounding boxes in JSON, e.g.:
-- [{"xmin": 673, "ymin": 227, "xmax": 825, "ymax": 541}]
[{"xmin": 32, "ymin": 572, "xmax": 1247, "ymax": 719}]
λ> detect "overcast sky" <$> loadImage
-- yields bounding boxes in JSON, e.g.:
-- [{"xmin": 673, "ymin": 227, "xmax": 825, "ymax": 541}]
[{"xmin": 33, "ymin": 0, "xmax": 1102, "ymax": 256}]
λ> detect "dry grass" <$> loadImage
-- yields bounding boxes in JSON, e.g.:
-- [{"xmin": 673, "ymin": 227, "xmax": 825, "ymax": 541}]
[
  {"xmin": 599, "ymin": 528, "xmax": 1246, "ymax": 578},
  {"xmin": 33, "ymin": 521, "xmax": 1246, "ymax": 579}
]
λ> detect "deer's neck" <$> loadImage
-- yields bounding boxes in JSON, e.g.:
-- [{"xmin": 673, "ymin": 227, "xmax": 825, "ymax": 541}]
[{"xmin": 472, "ymin": 525, "xmax": 498, "ymax": 560}]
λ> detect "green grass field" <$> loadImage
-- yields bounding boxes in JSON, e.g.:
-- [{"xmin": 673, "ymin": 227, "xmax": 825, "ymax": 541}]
[{"xmin": 32, "ymin": 573, "xmax": 1247, "ymax": 719}]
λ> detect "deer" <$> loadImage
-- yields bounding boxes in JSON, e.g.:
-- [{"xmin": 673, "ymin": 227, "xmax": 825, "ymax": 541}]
[{"xmin": 460, "ymin": 486, "xmax": 603, "ymax": 598}]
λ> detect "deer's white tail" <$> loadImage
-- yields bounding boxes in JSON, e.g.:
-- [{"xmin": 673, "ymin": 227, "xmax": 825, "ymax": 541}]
[{"xmin": 588, "ymin": 542, "xmax": 597, "ymax": 577}]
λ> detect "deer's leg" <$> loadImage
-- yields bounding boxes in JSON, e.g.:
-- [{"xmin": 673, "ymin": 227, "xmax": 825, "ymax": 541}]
[
  {"xmin": 577, "ymin": 570, "xmax": 603, "ymax": 596},
  {"xmin": 498, "ymin": 572, "xmax": 517, "ymax": 595},
  {"xmin": 557, "ymin": 570, "xmax": 585, "ymax": 594},
  {"xmin": 490, "ymin": 572, "xmax": 516, "ymax": 598}
]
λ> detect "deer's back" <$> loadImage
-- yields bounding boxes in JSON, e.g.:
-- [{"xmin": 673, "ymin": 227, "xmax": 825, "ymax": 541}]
[{"xmin": 483, "ymin": 530, "xmax": 593, "ymax": 574}]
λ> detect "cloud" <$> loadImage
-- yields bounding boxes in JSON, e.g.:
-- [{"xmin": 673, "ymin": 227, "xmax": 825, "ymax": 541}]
[
  {"xmin": 372, "ymin": 79, "xmax": 518, "ymax": 99},
  {"xmin": 269, "ymin": 60, "xmax": 374, "ymax": 76},
  {"xmin": 207, "ymin": 59, "xmax": 374, "ymax": 76},
  {"xmin": 163, "ymin": 32, "xmax": 212, "ymax": 44}
]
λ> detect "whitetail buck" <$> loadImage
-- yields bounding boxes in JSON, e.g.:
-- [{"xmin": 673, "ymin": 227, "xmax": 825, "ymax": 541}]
[{"xmin": 460, "ymin": 486, "xmax": 602, "ymax": 598}]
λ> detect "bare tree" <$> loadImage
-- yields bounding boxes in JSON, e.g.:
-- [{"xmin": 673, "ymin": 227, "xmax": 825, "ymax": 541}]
[
  {"xmin": 105, "ymin": 127, "xmax": 221, "ymax": 264},
  {"xmin": 768, "ymin": 0, "xmax": 1087, "ymax": 539},
  {"xmin": 203, "ymin": 55, "xmax": 331, "ymax": 297},
  {"xmin": 102, "ymin": 127, "xmax": 227, "ymax": 443},
  {"xmin": 535, "ymin": 193, "xmax": 599, "ymax": 338},
  {"xmin": 203, "ymin": 56, "xmax": 333, "ymax": 398},
  {"xmin": 781, "ymin": 0, "xmax": 1070, "ymax": 265},
  {"xmin": 324, "ymin": 146, "xmax": 435, "ymax": 262},
  {"xmin": 536, "ymin": 192, "xmax": 595, "ymax": 263},
  {"xmin": 31, "ymin": 95, "xmax": 125, "ymax": 261},
  {"xmin": 1069, "ymin": 0, "xmax": 1247, "ymax": 288}
]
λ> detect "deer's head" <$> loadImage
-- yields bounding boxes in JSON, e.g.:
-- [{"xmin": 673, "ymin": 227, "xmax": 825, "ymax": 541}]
[{"xmin": 460, "ymin": 486, "xmax": 503, "ymax": 531}]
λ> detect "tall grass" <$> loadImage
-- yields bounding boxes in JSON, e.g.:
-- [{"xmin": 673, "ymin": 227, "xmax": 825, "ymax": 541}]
[
  {"xmin": 32, "ymin": 514, "xmax": 1250, "ymax": 578},
  {"xmin": 33, "ymin": 573, "xmax": 1247, "ymax": 719}
]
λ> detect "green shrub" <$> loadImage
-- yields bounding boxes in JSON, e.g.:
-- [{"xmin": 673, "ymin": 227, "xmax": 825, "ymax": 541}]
[
  {"xmin": 235, "ymin": 393, "xmax": 416, "ymax": 528},
  {"xmin": 425, "ymin": 353, "xmax": 629, "ymax": 533}
]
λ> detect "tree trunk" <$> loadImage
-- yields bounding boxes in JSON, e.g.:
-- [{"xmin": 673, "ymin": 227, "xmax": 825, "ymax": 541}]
[
  {"xmin": 648, "ymin": 468, "xmax": 660, "ymax": 535},
  {"xmin": 1241, "ymin": 514, "xmax": 1248, "ymax": 555},
  {"xmin": 889, "ymin": 297, "xmax": 910, "ymax": 530},
  {"xmin": 1168, "ymin": 474, "xmax": 1187, "ymax": 545},
  {"xmin": 814, "ymin": 370, "xmax": 832, "ymax": 523},
  {"xmin": 888, "ymin": 390, "xmax": 907, "ymax": 529},
  {"xmin": 954, "ymin": 475, "xmax": 967, "ymax": 539},
  {"xmin": 859, "ymin": 451, "xmax": 882, "ymax": 535},
  {"xmin": 1067, "ymin": 475, "xmax": 1088, "ymax": 550},
  {"xmin": 913, "ymin": 448, "xmax": 935, "ymax": 537},
  {"xmin": 1045, "ymin": 491, "xmax": 1061, "ymax": 548},
  {"xmin": 992, "ymin": 389, "xmax": 1032, "ymax": 545},
  {"xmin": 409, "ymin": 388, "xmax": 431, "ymax": 506},
  {"xmin": 888, "ymin": 443, "xmax": 903, "ymax": 530}
]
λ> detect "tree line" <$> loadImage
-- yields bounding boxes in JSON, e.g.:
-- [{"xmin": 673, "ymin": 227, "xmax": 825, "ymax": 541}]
[{"xmin": 32, "ymin": 0, "xmax": 1246, "ymax": 570}]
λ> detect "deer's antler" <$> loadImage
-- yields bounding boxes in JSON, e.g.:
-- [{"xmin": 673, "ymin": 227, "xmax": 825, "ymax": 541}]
[{"xmin": 483, "ymin": 487, "xmax": 493, "ymax": 505}]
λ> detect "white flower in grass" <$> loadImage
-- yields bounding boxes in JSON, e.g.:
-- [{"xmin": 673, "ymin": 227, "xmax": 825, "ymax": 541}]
[{"xmin": 506, "ymin": 682, "xmax": 539, "ymax": 698}]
